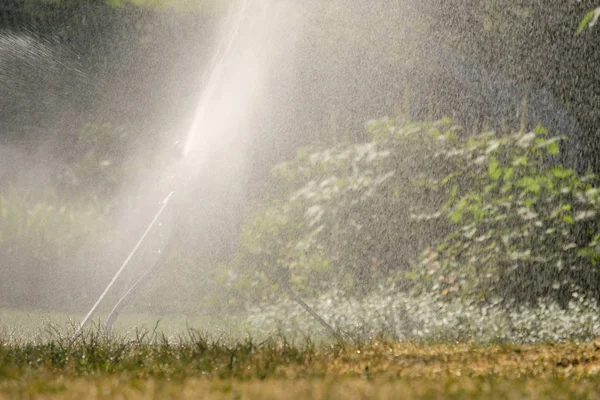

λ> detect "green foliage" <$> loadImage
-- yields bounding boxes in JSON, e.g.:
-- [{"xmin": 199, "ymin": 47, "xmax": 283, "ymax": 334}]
[
  {"xmin": 0, "ymin": 187, "xmax": 109, "ymax": 307},
  {"xmin": 58, "ymin": 123, "xmax": 129, "ymax": 200},
  {"xmin": 228, "ymin": 117, "xmax": 600, "ymax": 305},
  {"xmin": 414, "ymin": 126, "xmax": 600, "ymax": 304},
  {"xmin": 226, "ymin": 119, "xmax": 461, "ymax": 298},
  {"xmin": 57, "ymin": 122, "xmax": 174, "ymax": 206},
  {"xmin": 0, "ymin": 188, "xmax": 105, "ymax": 258},
  {"xmin": 0, "ymin": 119, "xmax": 173, "ymax": 309}
]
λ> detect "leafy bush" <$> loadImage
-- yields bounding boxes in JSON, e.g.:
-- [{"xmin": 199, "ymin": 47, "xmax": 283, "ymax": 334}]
[
  {"xmin": 225, "ymin": 119, "xmax": 458, "ymax": 300},
  {"xmin": 414, "ymin": 125, "xmax": 600, "ymax": 304},
  {"xmin": 226, "ymin": 117, "xmax": 600, "ymax": 305}
]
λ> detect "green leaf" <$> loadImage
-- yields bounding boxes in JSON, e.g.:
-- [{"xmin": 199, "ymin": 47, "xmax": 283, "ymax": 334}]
[
  {"xmin": 450, "ymin": 185, "xmax": 458, "ymax": 199},
  {"xmin": 449, "ymin": 207, "xmax": 463, "ymax": 223},
  {"xmin": 551, "ymin": 167, "xmax": 572, "ymax": 179},
  {"xmin": 512, "ymin": 156, "xmax": 527, "ymax": 167},
  {"xmin": 547, "ymin": 141, "xmax": 559, "ymax": 155},
  {"xmin": 578, "ymin": 8, "xmax": 600, "ymax": 34},
  {"xmin": 440, "ymin": 171, "xmax": 460, "ymax": 186},
  {"xmin": 488, "ymin": 157, "xmax": 501, "ymax": 180},
  {"xmin": 563, "ymin": 215, "xmax": 575, "ymax": 225},
  {"xmin": 484, "ymin": 183, "xmax": 497, "ymax": 194},
  {"xmin": 517, "ymin": 177, "xmax": 541, "ymax": 195},
  {"xmin": 578, "ymin": 248, "xmax": 593, "ymax": 257},
  {"xmin": 533, "ymin": 125, "xmax": 549, "ymax": 135},
  {"xmin": 501, "ymin": 183, "xmax": 513, "ymax": 194}
]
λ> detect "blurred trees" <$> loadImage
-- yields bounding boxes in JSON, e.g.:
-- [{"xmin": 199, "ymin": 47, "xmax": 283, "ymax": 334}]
[
  {"xmin": 429, "ymin": 0, "xmax": 599, "ymax": 172},
  {"xmin": 1, "ymin": 0, "xmax": 598, "ymax": 172},
  {"xmin": 0, "ymin": 188, "xmax": 109, "ymax": 308}
]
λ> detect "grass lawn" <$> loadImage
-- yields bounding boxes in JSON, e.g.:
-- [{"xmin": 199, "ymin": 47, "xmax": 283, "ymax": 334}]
[
  {"xmin": 0, "ymin": 308, "xmax": 248, "ymax": 342},
  {"xmin": 2, "ymin": 331, "xmax": 600, "ymax": 399}
]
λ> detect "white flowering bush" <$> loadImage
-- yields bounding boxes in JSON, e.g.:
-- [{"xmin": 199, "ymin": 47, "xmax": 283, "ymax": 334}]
[{"xmin": 247, "ymin": 287, "xmax": 600, "ymax": 343}]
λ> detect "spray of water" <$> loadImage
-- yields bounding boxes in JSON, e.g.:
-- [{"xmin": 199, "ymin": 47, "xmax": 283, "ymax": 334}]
[
  {"xmin": 183, "ymin": 0, "xmax": 249, "ymax": 158},
  {"xmin": 73, "ymin": 192, "xmax": 175, "ymax": 338},
  {"xmin": 71, "ymin": 0, "xmax": 337, "ymax": 338},
  {"xmin": 4, "ymin": 1, "xmax": 590, "ymax": 342},
  {"xmin": 74, "ymin": 1, "xmax": 253, "ymax": 335}
]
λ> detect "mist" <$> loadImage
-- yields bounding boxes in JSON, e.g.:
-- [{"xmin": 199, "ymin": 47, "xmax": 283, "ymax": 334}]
[{"xmin": 0, "ymin": 0, "xmax": 598, "ymax": 342}]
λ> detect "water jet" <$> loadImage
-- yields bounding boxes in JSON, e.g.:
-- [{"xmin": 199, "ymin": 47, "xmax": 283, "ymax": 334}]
[{"xmin": 74, "ymin": 0, "xmax": 339, "ymax": 340}]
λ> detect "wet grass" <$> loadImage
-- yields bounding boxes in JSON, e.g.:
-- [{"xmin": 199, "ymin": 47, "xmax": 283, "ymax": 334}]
[
  {"xmin": 2, "ymin": 328, "xmax": 600, "ymax": 399},
  {"xmin": 0, "ymin": 308, "xmax": 249, "ymax": 342}
]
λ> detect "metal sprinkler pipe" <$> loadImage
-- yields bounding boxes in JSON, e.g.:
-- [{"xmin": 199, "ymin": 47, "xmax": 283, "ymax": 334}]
[
  {"xmin": 72, "ymin": 191, "xmax": 175, "ymax": 340},
  {"xmin": 282, "ymin": 282, "xmax": 342, "ymax": 341}
]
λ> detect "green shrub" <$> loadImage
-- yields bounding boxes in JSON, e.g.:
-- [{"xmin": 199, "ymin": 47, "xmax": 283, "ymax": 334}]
[
  {"xmin": 224, "ymin": 118, "xmax": 459, "ymax": 299},
  {"xmin": 226, "ymin": 117, "xmax": 600, "ymax": 306},
  {"xmin": 414, "ymin": 125, "xmax": 600, "ymax": 304}
]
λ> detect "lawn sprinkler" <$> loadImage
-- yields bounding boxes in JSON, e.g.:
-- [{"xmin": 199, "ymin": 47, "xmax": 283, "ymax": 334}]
[
  {"xmin": 73, "ymin": 0, "xmax": 341, "ymax": 342},
  {"xmin": 72, "ymin": 185, "xmax": 340, "ymax": 340}
]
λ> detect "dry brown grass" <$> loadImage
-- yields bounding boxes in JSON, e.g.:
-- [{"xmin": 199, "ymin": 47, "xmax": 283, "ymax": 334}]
[{"xmin": 3, "ymin": 340, "xmax": 600, "ymax": 399}]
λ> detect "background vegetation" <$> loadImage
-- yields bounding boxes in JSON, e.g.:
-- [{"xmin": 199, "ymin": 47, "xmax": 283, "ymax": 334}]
[
  {"xmin": 222, "ymin": 119, "xmax": 600, "ymax": 307},
  {"xmin": 0, "ymin": 0, "xmax": 599, "ymax": 319}
]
